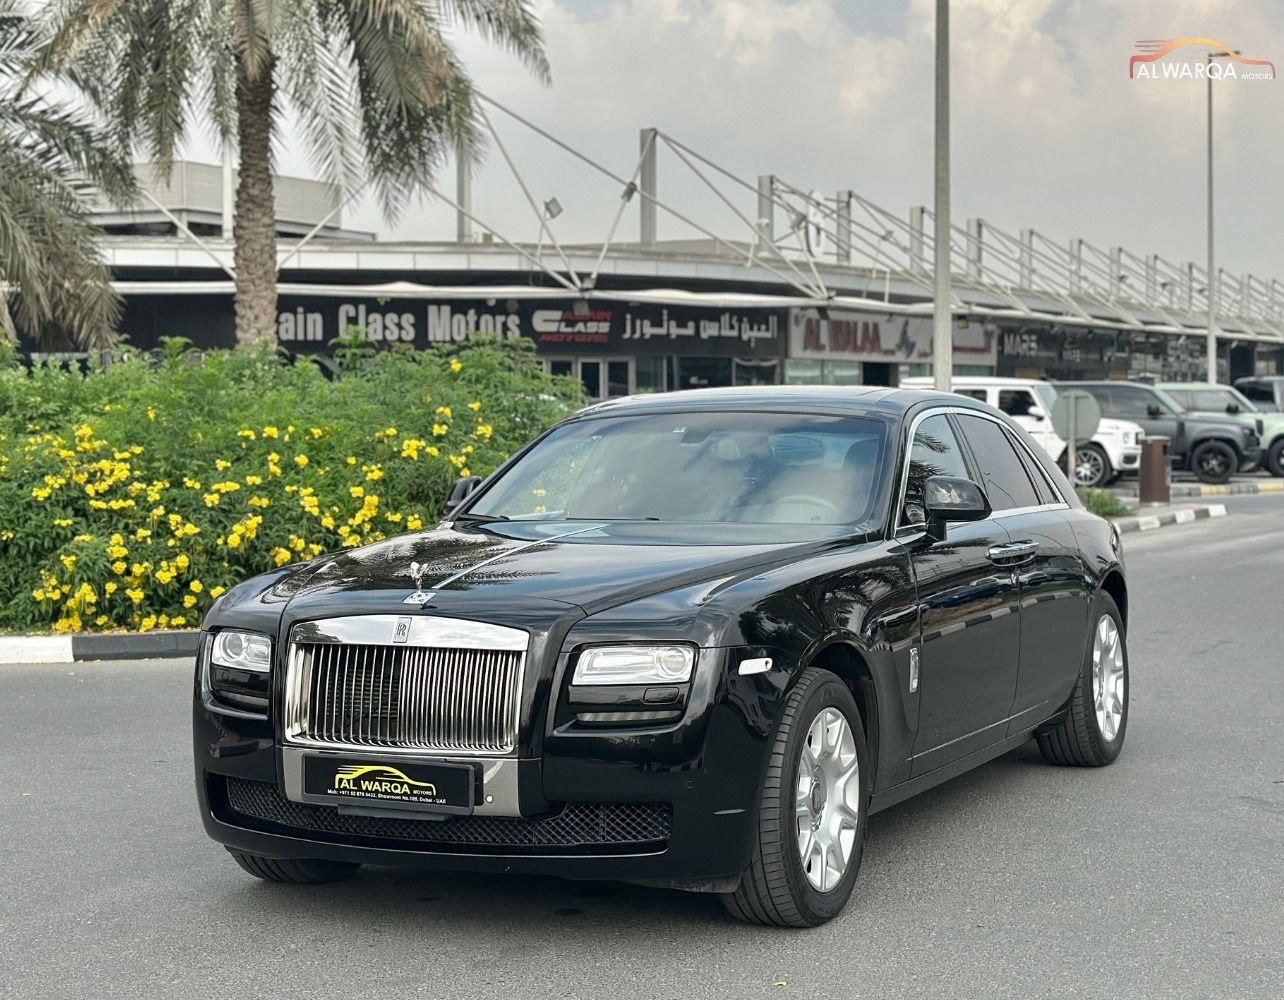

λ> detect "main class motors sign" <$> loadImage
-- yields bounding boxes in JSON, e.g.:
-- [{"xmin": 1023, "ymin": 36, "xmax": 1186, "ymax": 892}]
[
  {"xmin": 789, "ymin": 308, "xmax": 998, "ymax": 366},
  {"xmin": 272, "ymin": 297, "xmax": 784, "ymax": 358}
]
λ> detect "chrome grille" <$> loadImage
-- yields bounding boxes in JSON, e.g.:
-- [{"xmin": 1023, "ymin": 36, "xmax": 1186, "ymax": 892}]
[{"xmin": 284, "ymin": 637, "xmax": 525, "ymax": 756}]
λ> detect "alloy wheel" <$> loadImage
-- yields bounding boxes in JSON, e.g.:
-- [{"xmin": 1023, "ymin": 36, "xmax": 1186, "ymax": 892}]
[
  {"xmin": 1091, "ymin": 615, "xmax": 1126, "ymax": 742},
  {"xmin": 795, "ymin": 707, "xmax": 861, "ymax": 893},
  {"xmin": 1074, "ymin": 448, "xmax": 1106, "ymax": 487}
]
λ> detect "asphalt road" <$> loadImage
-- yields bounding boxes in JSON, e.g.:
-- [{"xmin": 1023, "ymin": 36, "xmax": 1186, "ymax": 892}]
[{"xmin": 4, "ymin": 499, "xmax": 1283, "ymax": 1000}]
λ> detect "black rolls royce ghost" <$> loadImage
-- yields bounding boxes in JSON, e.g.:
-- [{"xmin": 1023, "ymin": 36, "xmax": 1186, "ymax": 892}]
[{"xmin": 194, "ymin": 386, "xmax": 1129, "ymax": 927}]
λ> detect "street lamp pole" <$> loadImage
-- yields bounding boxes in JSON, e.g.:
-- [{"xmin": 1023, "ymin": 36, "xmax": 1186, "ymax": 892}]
[
  {"xmin": 1206, "ymin": 49, "xmax": 1237, "ymax": 384},
  {"xmin": 933, "ymin": 0, "xmax": 952, "ymax": 392}
]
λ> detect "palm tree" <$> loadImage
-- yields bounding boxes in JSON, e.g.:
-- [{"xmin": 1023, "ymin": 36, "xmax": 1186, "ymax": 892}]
[
  {"xmin": 36, "ymin": 0, "xmax": 549, "ymax": 347},
  {"xmin": 0, "ymin": 0, "xmax": 135, "ymax": 350}
]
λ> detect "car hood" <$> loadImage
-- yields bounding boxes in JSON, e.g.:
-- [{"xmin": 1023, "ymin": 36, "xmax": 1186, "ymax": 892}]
[
  {"xmin": 1095, "ymin": 417, "xmax": 1142, "ymax": 438},
  {"xmin": 274, "ymin": 519, "xmax": 864, "ymax": 622}
]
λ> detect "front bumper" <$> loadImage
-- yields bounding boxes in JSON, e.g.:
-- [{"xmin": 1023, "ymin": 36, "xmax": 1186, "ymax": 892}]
[{"xmin": 193, "ymin": 645, "xmax": 783, "ymax": 886}]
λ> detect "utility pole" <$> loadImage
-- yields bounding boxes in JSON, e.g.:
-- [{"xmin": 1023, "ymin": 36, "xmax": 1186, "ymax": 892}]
[
  {"xmin": 933, "ymin": 0, "xmax": 952, "ymax": 391},
  {"xmin": 1205, "ymin": 49, "xmax": 1237, "ymax": 382}
]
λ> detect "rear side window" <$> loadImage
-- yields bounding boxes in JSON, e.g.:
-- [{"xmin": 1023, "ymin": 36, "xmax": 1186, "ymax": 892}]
[
  {"xmin": 1092, "ymin": 386, "xmax": 1157, "ymax": 418},
  {"xmin": 955, "ymin": 414, "xmax": 1042, "ymax": 511},
  {"xmin": 1239, "ymin": 382, "xmax": 1275, "ymax": 404},
  {"xmin": 901, "ymin": 413, "xmax": 971, "ymax": 527}
]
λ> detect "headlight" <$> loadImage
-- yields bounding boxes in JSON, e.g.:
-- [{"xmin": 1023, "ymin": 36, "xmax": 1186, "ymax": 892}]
[
  {"xmin": 211, "ymin": 630, "xmax": 272, "ymax": 673},
  {"xmin": 572, "ymin": 645, "xmax": 695, "ymax": 686}
]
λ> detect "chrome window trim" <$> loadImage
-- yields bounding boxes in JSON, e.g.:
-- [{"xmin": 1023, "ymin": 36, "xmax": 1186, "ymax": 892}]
[{"xmin": 893, "ymin": 405, "xmax": 1069, "ymax": 536}]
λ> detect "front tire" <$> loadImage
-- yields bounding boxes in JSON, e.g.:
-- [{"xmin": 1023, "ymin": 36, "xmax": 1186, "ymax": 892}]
[
  {"xmin": 229, "ymin": 850, "xmax": 360, "ymax": 884},
  {"xmin": 722, "ymin": 668, "xmax": 869, "ymax": 927},
  {"xmin": 1266, "ymin": 439, "xmax": 1284, "ymax": 478},
  {"xmin": 1071, "ymin": 443, "xmax": 1111, "ymax": 488},
  {"xmin": 1190, "ymin": 439, "xmax": 1237, "ymax": 484},
  {"xmin": 1037, "ymin": 595, "xmax": 1128, "ymax": 767}
]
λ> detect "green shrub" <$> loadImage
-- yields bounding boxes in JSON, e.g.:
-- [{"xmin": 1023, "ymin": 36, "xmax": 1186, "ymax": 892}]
[
  {"xmin": 0, "ymin": 338, "xmax": 583, "ymax": 632},
  {"xmin": 1076, "ymin": 487, "xmax": 1131, "ymax": 519}
]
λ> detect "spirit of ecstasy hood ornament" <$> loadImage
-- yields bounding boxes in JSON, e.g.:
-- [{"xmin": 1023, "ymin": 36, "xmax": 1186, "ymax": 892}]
[{"xmin": 404, "ymin": 561, "xmax": 435, "ymax": 606}]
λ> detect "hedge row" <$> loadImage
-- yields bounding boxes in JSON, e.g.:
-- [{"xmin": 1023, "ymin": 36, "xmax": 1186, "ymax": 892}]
[{"xmin": 0, "ymin": 338, "xmax": 582, "ymax": 633}]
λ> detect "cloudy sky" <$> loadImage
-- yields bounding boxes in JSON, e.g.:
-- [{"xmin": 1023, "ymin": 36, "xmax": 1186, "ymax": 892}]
[{"xmin": 299, "ymin": 0, "xmax": 1284, "ymax": 282}]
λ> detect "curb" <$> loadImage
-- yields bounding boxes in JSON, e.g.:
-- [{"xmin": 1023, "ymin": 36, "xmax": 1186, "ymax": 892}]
[
  {"xmin": 1166, "ymin": 481, "xmax": 1284, "ymax": 499},
  {"xmin": 0, "ymin": 630, "xmax": 199, "ymax": 666},
  {"xmin": 1113, "ymin": 503, "xmax": 1227, "ymax": 534}
]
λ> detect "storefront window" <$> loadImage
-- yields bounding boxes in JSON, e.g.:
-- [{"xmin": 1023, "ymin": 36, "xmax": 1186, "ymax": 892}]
[
  {"xmin": 670, "ymin": 357, "xmax": 732, "ymax": 390},
  {"xmin": 635, "ymin": 356, "xmax": 666, "ymax": 393},
  {"xmin": 733, "ymin": 358, "xmax": 780, "ymax": 385},
  {"xmin": 785, "ymin": 359, "xmax": 824, "ymax": 384}
]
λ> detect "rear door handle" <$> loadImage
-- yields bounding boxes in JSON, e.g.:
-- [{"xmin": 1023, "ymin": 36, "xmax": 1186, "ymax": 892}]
[{"xmin": 987, "ymin": 540, "xmax": 1038, "ymax": 566}]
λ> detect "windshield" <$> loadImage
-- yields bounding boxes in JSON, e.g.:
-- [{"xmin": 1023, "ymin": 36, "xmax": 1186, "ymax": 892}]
[
  {"xmin": 468, "ymin": 411, "xmax": 890, "ymax": 528},
  {"xmin": 1030, "ymin": 383, "xmax": 1057, "ymax": 412}
]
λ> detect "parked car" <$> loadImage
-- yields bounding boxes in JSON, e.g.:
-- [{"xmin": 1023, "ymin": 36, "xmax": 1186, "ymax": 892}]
[
  {"xmin": 1059, "ymin": 381, "xmax": 1261, "ymax": 484},
  {"xmin": 196, "ymin": 386, "xmax": 1130, "ymax": 927},
  {"xmin": 1233, "ymin": 375, "xmax": 1284, "ymax": 413},
  {"xmin": 1158, "ymin": 382, "xmax": 1284, "ymax": 478},
  {"xmin": 899, "ymin": 376, "xmax": 1143, "ymax": 488}
]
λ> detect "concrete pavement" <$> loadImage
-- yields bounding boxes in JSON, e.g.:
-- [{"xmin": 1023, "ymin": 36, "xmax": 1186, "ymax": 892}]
[{"xmin": 3, "ymin": 498, "xmax": 1283, "ymax": 999}]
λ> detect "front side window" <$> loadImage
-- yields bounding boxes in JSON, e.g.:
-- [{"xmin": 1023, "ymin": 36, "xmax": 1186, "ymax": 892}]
[
  {"xmin": 998, "ymin": 389, "xmax": 1039, "ymax": 418},
  {"xmin": 955, "ymin": 414, "xmax": 1042, "ymax": 511},
  {"xmin": 900, "ymin": 413, "xmax": 972, "ymax": 527},
  {"xmin": 469, "ymin": 411, "xmax": 890, "ymax": 530},
  {"xmin": 1239, "ymin": 382, "xmax": 1274, "ymax": 404},
  {"xmin": 1092, "ymin": 386, "xmax": 1165, "ymax": 418}
]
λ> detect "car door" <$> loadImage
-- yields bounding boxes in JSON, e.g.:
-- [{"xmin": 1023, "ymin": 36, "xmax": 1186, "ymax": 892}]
[
  {"xmin": 953, "ymin": 412, "xmax": 1091, "ymax": 732},
  {"xmin": 1094, "ymin": 386, "xmax": 1183, "ymax": 452},
  {"xmin": 901, "ymin": 411, "xmax": 1022, "ymax": 778}
]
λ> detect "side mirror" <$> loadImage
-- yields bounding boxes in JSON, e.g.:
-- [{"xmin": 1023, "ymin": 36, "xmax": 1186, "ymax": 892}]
[
  {"xmin": 443, "ymin": 475, "xmax": 483, "ymax": 517},
  {"xmin": 923, "ymin": 475, "xmax": 991, "ymax": 541},
  {"xmin": 1028, "ymin": 410, "xmax": 1046, "ymax": 422},
  {"xmin": 1225, "ymin": 402, "xmax": 1240, "ymax": 415},
  {"xmin": 1146, "ymin": 403, "xmax": 1163, "ymax": 417}
]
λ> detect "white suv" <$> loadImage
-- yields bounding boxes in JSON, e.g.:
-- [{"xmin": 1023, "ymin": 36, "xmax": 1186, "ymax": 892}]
[{"xmin": 899, "ymin": 376, "xmax": 1143, "ymax": 487}]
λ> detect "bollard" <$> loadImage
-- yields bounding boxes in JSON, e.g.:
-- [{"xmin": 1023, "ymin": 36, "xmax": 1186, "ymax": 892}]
[{"xmin": 1138, "ymin": 436, "xmax": 1170, "ymax": 505}]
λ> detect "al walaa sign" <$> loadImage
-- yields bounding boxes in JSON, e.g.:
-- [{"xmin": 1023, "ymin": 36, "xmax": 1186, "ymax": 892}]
[
  {"xmin": 265, "ymin": 296, "xmax": 784, "ymax": 358},
  {"xmin": 788, "ymin": 307, "xmax": 999, "ymax": 366}
]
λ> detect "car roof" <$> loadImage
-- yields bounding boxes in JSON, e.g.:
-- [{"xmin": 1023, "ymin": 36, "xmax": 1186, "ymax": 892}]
[
  {"xmin": 570, "ymin": 384, "xmax": 988, "ymax": 420},
  {"xmin": 1156, "ymin": 382, "xmax": 1227, "ymax": 390},
  {"xmin": 1057, "ymin": 380, "xmax": 1153, "ymax": 389}
]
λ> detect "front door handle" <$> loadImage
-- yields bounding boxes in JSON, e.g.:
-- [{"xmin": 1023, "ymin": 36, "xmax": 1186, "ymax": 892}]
[{"xmin": 987, "ymin": 540, "xmax": 1038, "ymax": 566}]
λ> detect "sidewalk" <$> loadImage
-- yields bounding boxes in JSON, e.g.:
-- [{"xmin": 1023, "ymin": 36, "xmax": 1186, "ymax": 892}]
[
  {"xmin": 1116, "ymin": 479, "xmax": 1284, "ymax": 500},
  {"xmin": 1111, "ymin": 502, "xmax": 1227, "ymax": 534}
]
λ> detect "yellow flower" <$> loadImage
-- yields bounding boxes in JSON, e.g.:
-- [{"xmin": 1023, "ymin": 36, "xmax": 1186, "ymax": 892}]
[
  {"xmin": 105, "ymin": 582, "xmax": 118, "ymax": 595},
  {"xmin": 175, "ymin": 554, "xmax": 190, "ymax": 571},
  {"xmin": 294, "ymin": 454, "xmax": 309, "ymax": 469},
  {"xmin": 426, "ymin": 446, "xmax": 440, "ymax": 457},
  {"xmin": 406, "ymin": 515, "xmax": 423, "ymax": 531},
  {"xmin": 346, "ymin": 456, "xmax": 357, "ymax": 465},
  {"xmin": 226, "ymin": 533, "xmax": 242, "ymax": 549},
  {"xmin": 183, "ymin": 477, "xmax": 202, "ymax": 489},
  {"xmin": 468, "ymin": 401, "xmax": 482, "ymax": 412},
  {"xmin": 248, "ymin": 496, "xmax": 270, "ymax": 508},
  {"xmin": 237, "ymin": 429, "xmax": 256, "ymax": 440},
  {"xmin": 459, "ymin": 467, "xmax": 471, "ymax": 477},
  {"xmin": 203, "ymin": 493, "xmax": 220, "ymax": 507},
  {"xmin": 53, "ymin": 517, "xmax": 74, "ymax": 527},
  {"xmin": 111, "ymin": 560, "xmax": 128, "ymax": 575},
  {"xmin": 182, "ymin": 594, "xmax": 197, "ymax": 608},
  {"xmin": 268, "ymin": 463, "xmax": 282, "ymax": 477},
  {"xmin": 309, "ymin": 427, "xmax": 323, "ymax": 439},
  {"xmin": 189, "ymin": 580, "xmax": 204, "ymax": 593},
  {"xmin": 350, "ymin": 486, "xmax": 364, "ymax": 498},
  {"xmin": 435, "ymin": 406, "xmax": 452, "ymax": 418},
  {"xmin": 263, "ymin": 426, "xmax": 280, "ymax": 438},
  {"xmin": 320, "ymin": 515, "xmax": 335, "ymax": 529},
  {"xmin": 125, "ymin": 588, "xmax": 145, "ymax": 605},
  {"xmin": 215, "ymin": 459, "xmax": 231, "ymax": 471},
  {"xmin": 95, "ymin": 615, "xmax": 110, "ymax": 627},
  {"xmin": 474, "ymin": 424, "xmax": 493, "ymax": 439},
  {"xmin": 181, "ymin": 523, "xmax": 199, "ymax": 537},
  {"xmin": 134, "ymin": 528, "xmax": 151, "ymax": 542},
  {"xmin": 366, "ymin": 467, "xmax": 384, "ymax": 481},
  {"xmin": 244, "ymin": 474, "xmax": 263, "ymax": 486},
  {"xmin": 450, "ymin": 359, "xmax": 463, "ymax": 373},
  {"xmin": 147, "ymin": 407, "xmax": 157, "ymax": 421},
  {"xmin": 32, "ymin": 588, "xmax": 46, "ymax": 602},
  {"xmin": 140, "ymin": 615, "xmax": 157, "ymax": 631},
  {"xmin": 209, "ymin": 586, "xmax": 225, "ymax": 599},
  {"xmin": 272, "ymin": 547, "xmax": 292, "ymax": 567},
  {"xmin": 432, "ymin": 423, "xmax": 448, "ymax": 437},
  {"xmin": 338, "ymin": 525, "xmax": 351, "ymax": 538},
  {"xmin": 170, "ymin": 616, "xmax": 187, "ymax": 627}
]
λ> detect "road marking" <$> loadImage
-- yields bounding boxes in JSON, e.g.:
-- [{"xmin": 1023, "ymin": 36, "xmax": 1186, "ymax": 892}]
[{"xmin": 0, "ymin": 636, "xmax": 73, "ymax": 665}]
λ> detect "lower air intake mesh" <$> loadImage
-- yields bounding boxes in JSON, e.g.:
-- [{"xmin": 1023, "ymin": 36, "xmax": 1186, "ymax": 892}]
[{"xmin": 221, "ymin": 777, "xmax": 671, "ymax": 855}]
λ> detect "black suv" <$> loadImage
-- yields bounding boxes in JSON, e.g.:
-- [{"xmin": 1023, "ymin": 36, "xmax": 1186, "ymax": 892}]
[
  {"xmin": 1234, "ymin": 376, "xmax": 1284, "ymax": 413},
  {"xmin": 1061, "ymin": 381, "xmax": 1261, "ymax": 484}
]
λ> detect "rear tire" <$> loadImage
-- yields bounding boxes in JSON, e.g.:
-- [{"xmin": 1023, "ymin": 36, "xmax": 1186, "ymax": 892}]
[
  {"xmin": 722, "ymin": 667, "xmax": 869, "ymax": 927},
  {"xmin": 1037, "ymin": 594, "xmax": 1128, "ymax": 767},
  {"xmin": 1266, "ymin": 439, "xmax": 1284, "ymax": 478},
  {"xmin": 229, "ymin": 850, "xmax": 360, "ymax": 884},
  {"xmin": 1190, "ymin": 440, "xmax": 1237, "ymax": 484}
]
